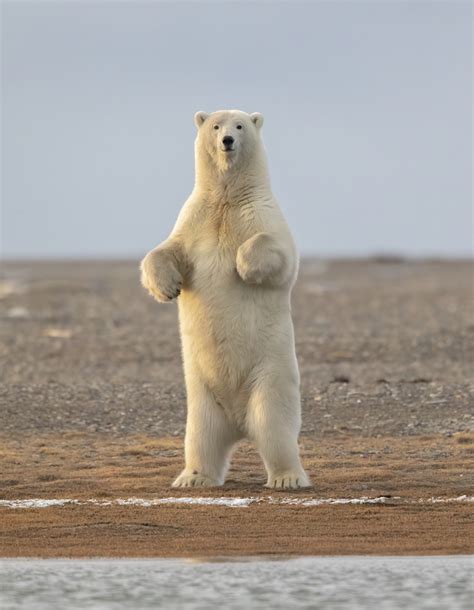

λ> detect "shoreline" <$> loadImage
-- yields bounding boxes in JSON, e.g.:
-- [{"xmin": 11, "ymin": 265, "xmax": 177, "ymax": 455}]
[
  {"xmin": 0, "ymin": 433, "xmax": 472, "ymax": 558},
  {"xmin": 1, "ymin": 503, "xmax": 472, "ymax": 558}
]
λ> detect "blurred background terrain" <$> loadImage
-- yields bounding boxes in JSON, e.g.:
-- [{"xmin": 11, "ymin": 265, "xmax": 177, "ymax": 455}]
[{"xmin": 1, "ymin": 259, "xmax": 472, "ymax": 438}]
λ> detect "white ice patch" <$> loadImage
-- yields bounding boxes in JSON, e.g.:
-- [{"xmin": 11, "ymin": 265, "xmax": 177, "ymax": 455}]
[
  {"xmin": 116, "ymin": 497, "xmax": 255, "ymax": 507},
  {"xmin": 0, "ymin": 499, "xmax": 80, "ymax": 509},
  {"xmin": 421, "ymin": 495, "xmax": 474, "ymax": 504},
  {"xmin": 0, "ymin": 495, "xmax": 473, "ymax": 509},
  {"xmin": 93, "ymin": 497, "xmax": 255, "ymax": 508},
  {"xmin": 276, "ymin": 496, "xmax": 399, "ymax": 506},
  {"xmin": 0, "ymin": 497, "xmax": 257, "ymax": 509}
]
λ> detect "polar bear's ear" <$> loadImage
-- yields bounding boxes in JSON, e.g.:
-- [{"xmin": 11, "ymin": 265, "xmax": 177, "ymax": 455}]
[
  {"xmin": 194, "ymin": 111, "xmax": 209, "ymax": 129},
  {"xmin": 250, "ymin": 113, "xmax": 264, "ymax": 129}
]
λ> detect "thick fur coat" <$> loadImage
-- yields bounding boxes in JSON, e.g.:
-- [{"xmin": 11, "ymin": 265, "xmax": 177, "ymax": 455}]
[{"xmin": 141, "ymin": 110, "xmax": 310, "ymax": 488}]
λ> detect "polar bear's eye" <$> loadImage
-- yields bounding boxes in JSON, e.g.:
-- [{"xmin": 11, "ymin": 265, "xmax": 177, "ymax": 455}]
[
  {"xmin": 236, "ymin": 124, "xmax": 243, "ymax": 130},
  {"xmin": 213, "ymin": 125, "xmax": 219, "ymax": 130}
]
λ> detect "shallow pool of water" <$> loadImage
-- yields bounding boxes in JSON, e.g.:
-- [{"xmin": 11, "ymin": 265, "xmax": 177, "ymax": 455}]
[{"xmin": 0, "ymin": 556, "xmax": 472, "ymax": 610}]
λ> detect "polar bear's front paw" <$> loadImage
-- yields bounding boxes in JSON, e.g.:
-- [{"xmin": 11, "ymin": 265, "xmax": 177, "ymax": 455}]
[
  {"xmin": 140, "ymin": 251, "xmax": 183, "ymax": 303},
  {"xmin": 172, "ymin": 470, "xmax": 221, "ymax": 488},
  {"xmin": 236, "ymin": 234, "xmax": 283, "ymax": 286},
  {"xmin": 266, "ymin": 472, "xmax": 311, "ymax": 490},
  {"xmin": 236, "ymin": 256, "xmax": 267, "ymax": 285}
]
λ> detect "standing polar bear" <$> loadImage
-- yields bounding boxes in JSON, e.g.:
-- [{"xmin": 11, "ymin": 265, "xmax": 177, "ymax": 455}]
[{"xmin": 140, "ymin": 109, "xmax": 310, "ymax": 489}]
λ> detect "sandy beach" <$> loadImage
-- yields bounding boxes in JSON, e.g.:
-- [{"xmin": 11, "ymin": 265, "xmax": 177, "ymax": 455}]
[{"xmin": 0, "ymin": 259, "xmax": 473, "ymax": 557}]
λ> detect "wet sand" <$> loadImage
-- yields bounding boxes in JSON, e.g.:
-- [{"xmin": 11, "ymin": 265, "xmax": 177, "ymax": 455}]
[
  {"xmin": 0, "ymin": 433, "xmax": 473, "ymax": 557},
  {"xmin": 0, "ymin": 259, "xmax": 473, "ymax": 556}
]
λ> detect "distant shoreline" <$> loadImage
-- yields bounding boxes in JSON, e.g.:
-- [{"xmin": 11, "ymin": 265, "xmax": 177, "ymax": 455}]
[{"xmin": 2, "ymin": 255, "xmax": 473, "ymax": 264}]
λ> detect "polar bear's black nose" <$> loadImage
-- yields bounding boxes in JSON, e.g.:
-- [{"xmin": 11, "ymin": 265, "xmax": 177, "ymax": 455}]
[{"xmin": 222, "ymin": 136, "xmax": 234, "ymax": 147}]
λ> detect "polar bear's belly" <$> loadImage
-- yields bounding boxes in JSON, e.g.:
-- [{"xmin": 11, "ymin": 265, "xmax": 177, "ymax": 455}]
[{"xmin": 178, "ymin": 274, "xmax": 292, "ymax": 397}]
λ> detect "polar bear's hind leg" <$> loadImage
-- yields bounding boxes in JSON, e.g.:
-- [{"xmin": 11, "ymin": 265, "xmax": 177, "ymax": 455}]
[
  {"xmin": 172, "ymin": 377, "xmax": 239, "ymax": 487},
  {"xmin": 246, "ymin": 371, "xmax": 311, "ymax": 489}
]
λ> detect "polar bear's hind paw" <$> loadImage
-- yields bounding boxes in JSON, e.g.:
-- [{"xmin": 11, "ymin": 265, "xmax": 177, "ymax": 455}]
[
  {"xmin": 266, "ymin": 472, "xmax": 311, "ymax": 490},
  {"xmin": 172, "ymin": 471, "xmax": 221, "ymax": 488}
]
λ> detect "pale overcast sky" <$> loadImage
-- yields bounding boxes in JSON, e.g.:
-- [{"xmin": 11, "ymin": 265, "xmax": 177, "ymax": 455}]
[{"xmin": 2, "ymin": 1, "xmax": 472, "ymax": 258}]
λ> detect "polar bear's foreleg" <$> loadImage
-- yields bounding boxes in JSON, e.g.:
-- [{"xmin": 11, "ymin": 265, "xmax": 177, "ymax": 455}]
[
  {"xmin": 172, "ymin": 378, "xmax": 239, "ymax": 488},
  {"xmin": 140, "ymin": 240, "xmax": 185, "ymax": 303},
  {"xmin": 246, "ymin": 372, "xmax": 311, "ymax": 489}
]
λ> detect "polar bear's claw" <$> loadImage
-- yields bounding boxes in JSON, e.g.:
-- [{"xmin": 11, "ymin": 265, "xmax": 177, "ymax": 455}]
[
  {"xmin": 172, "ymin": 471, "xmax": 221, "ymax": 488},
  {"xmin": 266, "ymin": 472, "xmax": 311, "ymax": 490},
  {"xmin": 163, "ymin": 284, "xmax": 181, "ymax": 301}
]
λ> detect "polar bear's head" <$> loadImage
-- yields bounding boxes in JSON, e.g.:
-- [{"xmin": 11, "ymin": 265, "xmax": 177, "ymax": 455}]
[{"xmin": 194, "ymin": 110, "xmax": 264, "ymax": 174}]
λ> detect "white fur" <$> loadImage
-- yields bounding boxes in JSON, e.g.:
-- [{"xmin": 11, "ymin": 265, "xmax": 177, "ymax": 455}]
[{"xmin": 141, "ymin": 109, "xmax": 310, "ymax": 489}]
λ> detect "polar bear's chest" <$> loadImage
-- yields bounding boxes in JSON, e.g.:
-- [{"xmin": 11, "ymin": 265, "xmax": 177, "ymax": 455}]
[
  {"xmin": 187, "ymin": 206, "xmax": 255, "ymax": 287},
  {"xmin": 189, "ymin": 235, "xmax": 238, "ymax": 288}
]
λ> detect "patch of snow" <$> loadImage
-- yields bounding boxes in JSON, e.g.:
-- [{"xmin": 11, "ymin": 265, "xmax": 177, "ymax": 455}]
[
  {"xmin": 1, "ymin": 495, "xmax": 472, "ymax": 509},
  {"xmin": 0, "ymin": 499, "xmax": 79, "ymax": 509},
  {"xmin": 276, "ymin": 496, "xmax": 398, "ymax": 506},
  {"xmin": 425, "ymin": 495, "xmax": 474, "ymax": 504}
]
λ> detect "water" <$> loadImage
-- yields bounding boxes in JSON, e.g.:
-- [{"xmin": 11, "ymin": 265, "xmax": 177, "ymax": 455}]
[{"xmin": 0, "ymin": 556, "xmax": 472, "ymax": 610}]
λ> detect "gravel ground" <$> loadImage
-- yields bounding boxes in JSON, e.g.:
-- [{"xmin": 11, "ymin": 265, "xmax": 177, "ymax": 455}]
[{"xmin": 1, "ymin": 259, "xmax": 473, "ymax": 438}]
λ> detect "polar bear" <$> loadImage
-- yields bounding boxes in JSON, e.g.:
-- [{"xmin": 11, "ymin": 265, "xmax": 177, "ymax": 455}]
[{"xmin": 140, "ymin": 109, "xmax": 310, "ymax": 489}]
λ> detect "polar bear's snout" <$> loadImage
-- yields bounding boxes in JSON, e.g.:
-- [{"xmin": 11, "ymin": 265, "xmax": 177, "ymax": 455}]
[{"xmin": 222, "ymin": 135, "xmax": 235, "ymax": 151}]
